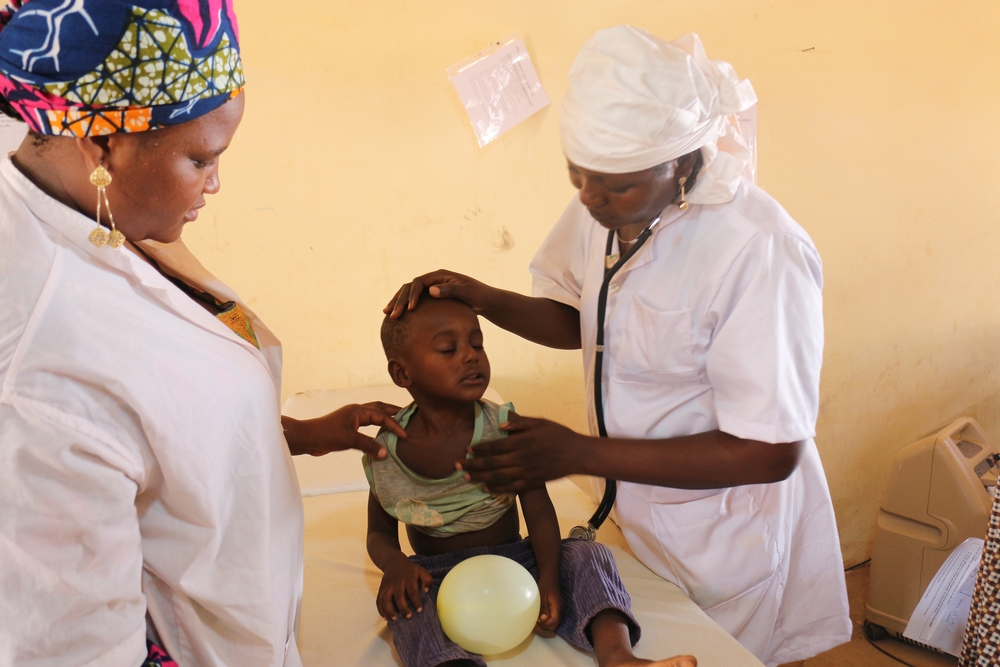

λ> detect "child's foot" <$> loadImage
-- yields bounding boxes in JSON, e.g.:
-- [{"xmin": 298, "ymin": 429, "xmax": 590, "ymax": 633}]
[
  {"xmin": 602, "ymin": 654, "xmax": 697, "ymax": 667},
  {"xmin": 590, "ymin": 610, "xmax": 697, "ymax": 667}
]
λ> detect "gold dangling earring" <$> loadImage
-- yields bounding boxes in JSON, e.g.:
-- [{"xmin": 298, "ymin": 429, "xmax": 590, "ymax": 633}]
[
  {"xmin": 677, "ymin": 176, "xmax": 689, "ymax": 211},
  {"xmin": 88, "ymin": 162, "xmax": 125, "ymax": 249}
]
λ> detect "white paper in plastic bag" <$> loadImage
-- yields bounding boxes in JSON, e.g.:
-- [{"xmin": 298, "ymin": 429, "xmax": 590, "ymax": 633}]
[
  {"xmin": 447, "ymin": 35, "xmax": 550, "ymax": 147},
  {"xmin": 903, "ymin": 537, "xmax": 983, "ymax": 656}
]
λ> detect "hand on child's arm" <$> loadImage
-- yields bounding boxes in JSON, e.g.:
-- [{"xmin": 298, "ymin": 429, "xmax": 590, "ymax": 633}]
[
  {"xmin": 282, "ymin": 402, "xmax": 406, "ymax": 457},
  {"xmin": 377, "ymin": 558, "xmax": 434, "ymax": 621}
]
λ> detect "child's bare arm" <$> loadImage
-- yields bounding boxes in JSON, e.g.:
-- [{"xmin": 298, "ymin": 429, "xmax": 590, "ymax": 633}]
[
  {"xmin": 367, "ymin": 492, "xmax": 433, "ymax": 621},
  {"xmin": 519, "ymin": 485, "xmax": 563, "ymax": 631}
]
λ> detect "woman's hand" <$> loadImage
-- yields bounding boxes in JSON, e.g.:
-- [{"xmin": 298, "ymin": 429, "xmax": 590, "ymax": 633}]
[
  {"xmin": 383, "ymin": 269, "xmax": 492, "ymax": 319},
  {"xmin": 376, "ymin": 559, "xmax": 434, "ymax": 621},
  {"xmin": 282, "ymin": 402, "xmax": 406, "ymax": 458},
  {"xmin": 384, "ymin": 270, "xmax": 582, "ymax": 349},
  {"xmin": 460, "ymin": 413, "xmax": 585, "ymax": 493}
]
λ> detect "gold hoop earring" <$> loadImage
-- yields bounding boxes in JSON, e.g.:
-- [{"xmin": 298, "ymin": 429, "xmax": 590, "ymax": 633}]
[
  {"xmin": 88, "ymin": 163, "xmax": 125, "ymax": 248},
  {"xmin": 677, "ymin": 176, "xmax": 689, "ymax": 211}
]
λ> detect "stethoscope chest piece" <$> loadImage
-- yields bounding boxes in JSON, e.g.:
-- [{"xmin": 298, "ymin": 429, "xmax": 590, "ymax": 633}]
[{"xmin": 569, "ymin": 523, "xmax": 597, "ymax": 541}]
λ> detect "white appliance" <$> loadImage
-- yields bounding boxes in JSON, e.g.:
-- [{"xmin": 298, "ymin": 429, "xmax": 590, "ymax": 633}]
[{"xmin": 865, "ymin": 417, "xmax": 997, "ymax": 639}]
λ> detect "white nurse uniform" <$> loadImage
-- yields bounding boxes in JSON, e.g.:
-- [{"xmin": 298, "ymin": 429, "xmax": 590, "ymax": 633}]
[
  {"xmin": 0, "ymin": 156, "xmax": 304, "ymax": 667},
  {"xmin": 530, "ymin": 180, "xmax": 852, "ymax": 666}
]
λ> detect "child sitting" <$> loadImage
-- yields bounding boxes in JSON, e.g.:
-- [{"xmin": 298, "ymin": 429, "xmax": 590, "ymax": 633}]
[{"xmin": 364, "ymin": 295, "xmax": 697, "ymax": 667}]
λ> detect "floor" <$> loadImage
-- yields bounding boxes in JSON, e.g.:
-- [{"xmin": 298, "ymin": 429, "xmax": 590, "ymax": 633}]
[{"xmin": 781, "ymin": 563, "xmax": 958, "ymax": 667}]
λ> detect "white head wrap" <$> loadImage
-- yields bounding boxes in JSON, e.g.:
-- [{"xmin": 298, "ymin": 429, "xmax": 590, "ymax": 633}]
[{"xmin": 560, "ymin": 27, "xmax": 758, "ymax": 205}]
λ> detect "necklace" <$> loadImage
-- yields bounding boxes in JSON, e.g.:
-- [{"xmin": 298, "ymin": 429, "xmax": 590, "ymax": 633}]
[{"xmin": 616, "ymin": 231, "xmax": 640, "ymax": 245}]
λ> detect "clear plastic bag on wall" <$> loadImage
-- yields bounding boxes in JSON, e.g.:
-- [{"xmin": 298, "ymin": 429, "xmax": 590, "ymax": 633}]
[{"xmin": 447, "ymin": 33, "xmax": 550, "ymax": 147}]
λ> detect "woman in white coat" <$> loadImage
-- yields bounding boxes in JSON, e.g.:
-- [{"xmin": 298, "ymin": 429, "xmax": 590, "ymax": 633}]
[
  {"xmin": 0, "ymin": 2, "xmax": 402, "ymax": 666},
  {"xmin": 387, "ymin": 27, "xmax": 851, "ymax": 667}
]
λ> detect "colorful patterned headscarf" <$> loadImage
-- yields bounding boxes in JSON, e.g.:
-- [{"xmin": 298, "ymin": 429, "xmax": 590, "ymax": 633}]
[{"xmin": 0, "ymin": 0, "xmax": 243, "ymax": 137}]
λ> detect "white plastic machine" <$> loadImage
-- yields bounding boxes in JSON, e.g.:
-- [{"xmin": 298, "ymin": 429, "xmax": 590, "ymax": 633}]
[{"xmin": 866, "ymin": 417, "xmax": 998, "ymax": 639}]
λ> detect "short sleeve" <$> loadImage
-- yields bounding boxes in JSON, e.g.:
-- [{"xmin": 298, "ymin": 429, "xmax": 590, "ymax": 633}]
[
  {"xmin": 496, "ymin": 401, "xmax": 514, "ymax": 427},
  {"xmin": 363, "ymin": 452, "xmax": 376, "ymax": 489},
  {"xmin": 363, "ymin": 427, "xmax": 395, "ymax": 496},
  {"xmin": 705, "ymin": 232, "xmax": 824, "ymax": 444},
  {"xmin": 0, "ymin": 400, "xmax": 147, "ymax": 667},
  {"xmin": 529, "ymin": 197, "xmax": 592, "ymax": 309}
]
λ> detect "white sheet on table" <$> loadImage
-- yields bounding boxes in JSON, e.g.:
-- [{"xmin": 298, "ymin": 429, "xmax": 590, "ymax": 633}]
[{"xmin": 299, "ymin": 479, "xmax": 762, "ymax": 666}]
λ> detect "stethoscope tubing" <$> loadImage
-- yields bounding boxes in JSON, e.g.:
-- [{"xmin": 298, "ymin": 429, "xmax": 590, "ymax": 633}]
[{"xmin": 572, "ymin": 213, "xmax": 663, "ymax": 540}]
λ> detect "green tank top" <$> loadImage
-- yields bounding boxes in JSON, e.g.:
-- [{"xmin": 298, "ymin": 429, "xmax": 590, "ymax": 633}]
[{"xmin": 363, "ymin": 399, "xmax": 516, "ymax": 537}]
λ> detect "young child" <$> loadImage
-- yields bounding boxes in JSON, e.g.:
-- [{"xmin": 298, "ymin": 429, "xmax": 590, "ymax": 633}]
[{"xmin": 365, "ymin": 296, "xmax": 697, "ymax": 667}]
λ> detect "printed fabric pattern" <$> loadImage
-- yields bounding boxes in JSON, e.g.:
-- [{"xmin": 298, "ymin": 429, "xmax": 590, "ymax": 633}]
[
  {"xmin": 0, "ymin": 0, "xmax": 243, "ymax": 136},
  {"xmin": 960, "ymin": 485, "xmax": 1000, "ymax": 666},
  {"xmin": 141, "ymin": 640, "xmax": 179, "ymax": 667},
  {"xmin": 216, "ymin": 302, "xmax": 259, "ymax": 349}
]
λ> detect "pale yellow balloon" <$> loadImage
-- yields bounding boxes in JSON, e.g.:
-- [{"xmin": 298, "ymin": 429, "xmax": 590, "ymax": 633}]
[{"xmin": 437, "ymin": 554, "xmax": 541, "ymax": 655}]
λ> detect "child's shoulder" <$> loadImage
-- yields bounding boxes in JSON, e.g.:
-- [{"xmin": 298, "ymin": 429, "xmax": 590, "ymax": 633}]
[
  {"xmin": 377, "ymin": 402, "xmax": 416, "ymax": 433},
  {"xmin": 368, "ymin": 402, "xmax": 416, "ymax": 453},
  {"xmin": 477, "ymin": 398, "xmax": 514, "ymax": 442},
  {"xmin": 479, "ymin": 397, "xmax": 514, "ymax": 416}
]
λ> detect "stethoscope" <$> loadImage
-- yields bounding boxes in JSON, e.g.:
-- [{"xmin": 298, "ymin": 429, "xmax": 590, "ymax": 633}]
[{"xmin": 569, "ymin": 210, "xmax": 664, "ymax": 541}]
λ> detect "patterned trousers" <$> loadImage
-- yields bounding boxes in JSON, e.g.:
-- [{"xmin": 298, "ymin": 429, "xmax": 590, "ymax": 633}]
[{"xmin": 961, "ymin": 485, "xmax": 1000, "ymax": 666}]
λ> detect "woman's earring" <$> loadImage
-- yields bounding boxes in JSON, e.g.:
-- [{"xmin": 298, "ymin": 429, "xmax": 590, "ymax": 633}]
[
  {"xmin": 88, "ymin": 163, "xmax": 125, "ymax": 249},
  {"xmin": 677, "ymin": 176, "xmax": 689, "ymax": 211}
]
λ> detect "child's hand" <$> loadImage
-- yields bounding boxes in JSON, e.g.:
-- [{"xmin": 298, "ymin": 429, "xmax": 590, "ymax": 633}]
[
  {"xmin": 377, "ymin": 560, "xmax": 434, "ymax": 621},
  {"xmin": 536, "ymin": 578, "xmax": 563, "ymax": 632}
]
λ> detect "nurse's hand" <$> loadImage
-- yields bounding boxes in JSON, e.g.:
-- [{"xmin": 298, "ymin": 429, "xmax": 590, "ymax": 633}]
[
  {"xmin": 460, "ymin": 413, "xmax": 582, "ymax": 493},
  {"xmin": 384, "ymin": 269, "xmax": 491, "ymax": 319},
  {"xmin": 282, "ymin": 402, "xmax": 406, "ymax": 458}
]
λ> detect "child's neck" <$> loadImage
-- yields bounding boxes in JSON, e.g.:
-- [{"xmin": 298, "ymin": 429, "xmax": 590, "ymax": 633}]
[{"xmin": 407, "ymin": 396, "xmax": 478, "ymax": 437}]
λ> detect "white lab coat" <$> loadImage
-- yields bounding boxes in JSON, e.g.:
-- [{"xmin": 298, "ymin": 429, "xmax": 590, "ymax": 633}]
[
  {"xmin": 530, "ymin": 180, "xmax": 851, "ymax": 666},
  {"xmin": 0, "ymin": 156, "xmax": 304, "ymax": 667}
]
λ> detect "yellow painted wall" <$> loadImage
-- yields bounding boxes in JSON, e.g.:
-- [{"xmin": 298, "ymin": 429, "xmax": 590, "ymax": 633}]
[{"xmin": 185, "ymin": 0, "xmax": 1000, "ymax": 566}]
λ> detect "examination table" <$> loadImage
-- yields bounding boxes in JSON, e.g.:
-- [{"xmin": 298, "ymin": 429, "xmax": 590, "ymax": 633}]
[{"xmin": 284, "ymin": 386, "xmax": 764, "ymax": 667}]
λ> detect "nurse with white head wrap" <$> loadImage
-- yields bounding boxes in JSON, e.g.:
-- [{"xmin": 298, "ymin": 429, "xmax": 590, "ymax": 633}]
[
  {"xmin": 561, "ymin": 28, "xmax": 757, "ymax": 202},
  {"xmin": 386, "ymin": 26, "xmax": 851, "ymax": 667}
]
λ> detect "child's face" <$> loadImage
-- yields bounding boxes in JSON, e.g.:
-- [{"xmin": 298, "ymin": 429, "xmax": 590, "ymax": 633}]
[{"xmin": 393, "ymin": 299, "xmax": 491, "ymax": 402}]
